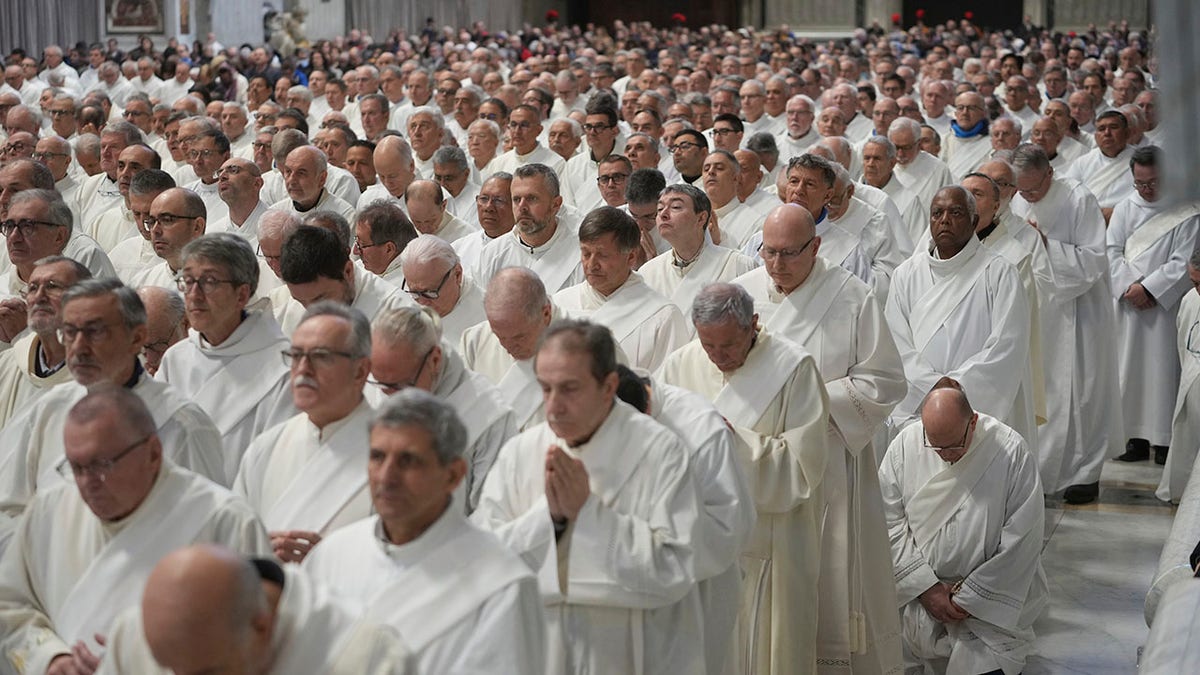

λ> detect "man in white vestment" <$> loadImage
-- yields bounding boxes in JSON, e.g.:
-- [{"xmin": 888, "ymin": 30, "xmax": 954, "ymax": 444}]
[
  {"xmin": 555, "ymin": 206, "xmax": 688, "ymax": 371},
  {"xmin": 127, "ymin": 187, "xmax": 208, "ymax": 290},
  {"xmin": 354, "ymin": 200, "xmax": 418, "ymax": 285},
  {"xmin": 76, "ymin": 123, "xmax": 144, "ymax": 229},
  {"xmin": 776, "ymin": 154, "xmax": 874, "ymax": 286},
  {"xmin": 306, "ymin": 389, "xmax": 546, "ymax": 674},
  {"xmin": 880, "ymin": 383, "xmax": 1047, "ymax": 675},
  {"xmin": 1062, "ymin": 110, "xmax": 1136, "ymax": 221},
  {"xmin": 826, "ymin": 166, "xmax": 908, "ymax": 301},
  {"xmin": 0, "ymin": 279, "xmax": 224, "ymax": 548},
  {"xmin": 208, "ymin": 157, "xmax": 268, "ymax": 246},
  {"xmin": 885, "ymin": 186, "xmax": 1034, "ymax": 447},
  {"xmin": 1010, "ymin": 143, "xmax": 1124, "ymax": 503},
  {"xmin": 1106, "ymin": 147, "xmax": 1200, "ymax": 466},
  {"xmin": 432, "ymin": 146, "xmax": 480, "ymax": 226},
  {"xmin": 560, "ymin": 95, "xmax": 624, "ymax": 211},
  {"xmin": 269, "ymin": 146, "xmax": 357, "ymax": 224},
  {"xmin": 659, "ymin": 283, "xmax": 830, "ymax": 674},
  {"xmin": 108, "ymin": 170, "xmax": 174, "ymax": 285},
  {"xmin": 0, "ymin": 257, "xmax": 89, "ymax": 429},
  {"xmin": 475, "ymin": 163, "xmax": 585, "ymax": 293},
  {"xmin": 156, "ymin": 234, "xmax": 294, "ymax": 484},
  {"xmin": 368, "ymin": 307, "xmax": 515, "ymax": 514},
  {"xmin": 640, "ymin": 184, "xmax": 757, "ymax": 327},
  {"xmin": 87, "ymin": 145, "xmax": 156, "ymax": 254},
  {"xmin": 1, "ymin": 189, "xmax": 75, "ymax": 315},
  {"xmin": 474, "ymin": 320, "xmax": 701, "ymax": 675},
  {"xmin": 455, "ymin": 172, "xmax": 513, "ymax": 272},
  {"xmin": 862, "ymin": 137, "xmax": 928, "ymax": 247},
  {"xmin": 703, "ymin": 150, "xmax": 761, "ymax": 249},
  {"xmin": 234, "ymin": 302, "xmax": 375, "ymax": 563},
  {"xmin": 1159, "ymin": 258, "xmax": 1200, "ymax": 502},
  {"xmin": 733, "ymin": 205, "xmax": 907, "ymax": 674},
  {"xmin": 943, "ymin": 92, "xmax": 992, "ymax": 180},
  {"xmin": 405, "ymin": 179, "xmax": 477, "ymax": 245},
  {"xmin": 490, "ymin": 104, "xmax": 567, "ymax": 176},
  {"xmin": 890, "ymin": 117, "xmax": 954, "ymax": 213},
  {"xmin": 775, "ymin": 94, "xmax": 822, "ymax": 160},
  {"xmin": 181, "ymin": 129, "xmax": 232, "ymax": 226},
  {"xmin": 98, "ymin": 544, "xmax": 415, "ymax": 674},
  {"xmin": 397, "ymin": 235, "xmax": 484, "ymax": 345},
  {"xmin": 0, "ymin": 387, "xmax": 270, "ymax": 674}
]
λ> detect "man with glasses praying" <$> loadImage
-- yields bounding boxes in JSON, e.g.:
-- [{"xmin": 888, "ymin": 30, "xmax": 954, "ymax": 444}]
[
  {"xmin": 880, "ymin": 380, "xmax": 1047, "ymax": 675},
  {"xmin": 490, "ymin": 104, "xmax": 566, "ymax": 176},
  {"xmin": 0, "ymin": 386, "xmax": 269, "ymax": 674},
  {"xmin": 398, "ymin": 235, "xmax": 482, "ymax": 345},
  {"xmin": 135, "ymin": 285, "xmax": 187, "ymax": 377},
  {"xmin": 234, "ymin": 302, "xmax": 375, "ymax": 563}
]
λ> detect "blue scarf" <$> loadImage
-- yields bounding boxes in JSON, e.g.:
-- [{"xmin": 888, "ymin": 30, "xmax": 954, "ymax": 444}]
[
  {"xmin": 815, "ymin": 207, "xmax": 828, "ymax": 225},
  {"xmin": 950, "ymin": 119, "xmax": 988, "ymax": 138}
]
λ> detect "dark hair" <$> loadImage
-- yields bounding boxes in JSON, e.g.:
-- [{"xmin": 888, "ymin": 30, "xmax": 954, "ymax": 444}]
[
  {"xmin": 625, "ymin": 168, "xmax": 666, "ymax": 205},
  {"xmin": 1130, "ymin": 144, "xmax": 1159, "ymax": 170},
  {"xmin": 280, "ymin": 225, "xmax": 349, "ymax": 284},
  {"xmin": 615, "ymin": 365, "xmax": 650, "ymax": 413},
  {"xmin": 537, "ymin": 319, "xmax": 618, "ymax": 383},
  {"xmin": 713, "ymin": 113, "xmax": 744, "ymax": 133},
  {"xmin": 276, "ymin": 108, "xmax": 309, "ymax": 135},
  {"xmin": 358, "ymin": 199, "xmax": 418, "ymax": 248},
  {"xmin": 578, "ymin": 206, "xmax": 640, "ymax": 252}
]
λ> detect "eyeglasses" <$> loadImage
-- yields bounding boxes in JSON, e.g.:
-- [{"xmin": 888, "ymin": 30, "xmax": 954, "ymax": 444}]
[
  {"xmin": 58, "ymin": 322, "xmax": 112, "ymax": 344},
  {"xmin": 187, "ymin": 149, "xmax": 221, "ymax": 160},
  {"xmin": 758, "ymin": 237, "xmax": 815, "ymax": 260},
  {"xmin": 1, "ymin": 218, "xmax": 65, "ymax": 238},
  {"xmin": 597, "ymin": 172, "xmax": 629, "ymax": 185},
  {"xmin": 478, "ymin": 112, "xmax": 500, "ymax": 121},
  {"xmin": 56, "ymin": 434, "xmax": 151, "ymax": 482},
  {"xmin": 954, "ymin": 104, "xmax": 984, "ymax": 112},
  {"xmin": 712, "ymin": 128, "xmax": 739, "ymax": 136},
  {"xmin": 1134, "ymin": 178, "xmax": 1159, "ymax": 190},
  {"xmin": 281, "ymin": 347, "xmax": 358, "ymax": 368},
  {"xmin": 47, "ymin": 109, "xmax": 75, "ymax": 117},
  {"xmin": 252, "ymin": 141, "xmax": 272, "ymax": 150},
  {"xmin": 1, "ymin": 142, "xmax": 30, "ymax": 154},
  {"xmin": 508, "ymin": 121, "xmax": 534, "ymax": 130},
  {"xmin": 19, "ymin": 279, "xmax": 68, "ymax": 299},
  {"xmin": 255, "ymin": 244, "xmax": 279, "ymax": 263},
  {"xmin": 175, "ymin": 274, "xmax": 238, "ymax": 294},
  {"xmin": 122, "ymin": 109, "xmax": 149, "ymax": 118},
  {"xmin": 353, "ymin": 237, "xmax": 382, "ymax": 252},
  {"xmin": 670, "ymin": 141, "xmax": 702, "ymax": 152},
  {"xmin": 402, "ymin": 266, "xmax": 454, "ymax": 300},
  {"xmin": 31, "ymin": 151, "xmax": 70, "ymax": 161},
  {"xmin": 142, "ymin": 338, "xmax": 175, "ymax": 359},
  {"xmin": 368, "ymin": 347, "xmax": 434, "ymax": 393},
  {"xmin": 923, "ymin": 417, "xmax": 974, "ymax": 454},
  {"xmin": 582, "ymin": 123, "xmax": 613, "ymax": 133},
  {"xmin": 143, "ymin": 213, "xmax": 201, "ymax": 228}
]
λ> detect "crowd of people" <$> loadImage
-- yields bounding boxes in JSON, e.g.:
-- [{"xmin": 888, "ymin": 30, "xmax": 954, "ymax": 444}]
[{"xmin": 0, "ymin": 12, "xmax": 1185, "ymax": 675}]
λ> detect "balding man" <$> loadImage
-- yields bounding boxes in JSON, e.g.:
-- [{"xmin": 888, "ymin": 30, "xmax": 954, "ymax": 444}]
[
  {"xmin": 405, "ymin": 179, "xmax": 475, "ymax": 244},
  {"xmin": 128, "ymin": 187, "xmax": 207, "ymax": 289},
  {"xmin": 830, "ymin": 82, "xmax": 873, "ymax": 142},
  {"xmin": 890, "ymin": 117, "xmax": 954, "ymax": 213},
  {"xmin": 259, "ymin": 129, "xmax": 361, "ymax": 208},
  {"xmin": 885, "ymin": 186, "xmax": 1035, "ymax": 449},
  {"xmin": 270, "ymin": 146, "xmax": 357, "ymax": 223},
  {"xmin": 862, "ymin": 136, "xmax": 928, "ymax": 245},
  {"xmin": 99, "ymin": 545, "xmax": 415, "ymax": 674},
  {"xmin": 732, "ymin": 204, "xmax": 907, "ymax": 674},
  {"xmin": 355, "ymin": 199, "xmax": 418, "ymax": 284},
  {"xmin": 208, "ymin": 157, "xmax": 267, "ymax": 245},
  {"xmin": 397, "ymin": 235, "xmax": 483, "ymax": 344},
  {"xmin": 136, "ymin": 285, "xmax": 188, "ymax": 376},
  {"xmin": 880, "ymin": 382, "xmax": 1047, "ymax": 675},
  {"xmin": 943, "ymin": 92, "xmax": 992, "ymax": 180},
  {"xmin": 0, "ymin": 388, "xmax": 269, "ymax": 674},
  {"xmin": 34, "ymin": 135, "xmax": 80, "ymax": 208},
  {"xmin": 360, "ymin": 135, "xmax": 418, "ymax": 212},
  {"xmin": 88, "ymin": 143, "xmax": 159, "ymax": 253},
  {"xmin": 823, "ymin": 162, "xmax": 909, "ymax": 299}
]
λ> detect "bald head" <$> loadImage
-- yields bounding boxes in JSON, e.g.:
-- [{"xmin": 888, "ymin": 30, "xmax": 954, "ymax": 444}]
[
  {"xmin": 921, "ymin": 385, "xmax": 975, "ymax": 448},
  {"xmin": 485, "ymin": 267, "xmax": 552, "ymax": 361}
]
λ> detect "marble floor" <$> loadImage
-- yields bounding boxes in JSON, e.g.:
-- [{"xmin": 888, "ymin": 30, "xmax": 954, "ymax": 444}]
[{"xmin": 1025, "ymin": 458, "xmax": 1175, "ymax": 674}]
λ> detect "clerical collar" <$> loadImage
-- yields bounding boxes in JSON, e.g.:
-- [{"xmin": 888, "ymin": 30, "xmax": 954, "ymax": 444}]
[
  {"xmin": 34, "ymin": 339, "xmax": 65, "ymax": 378},
  {"xmin": 950, "ymin": 119, "xmax": 988, "ymax": 139},
  {"xmin": 672, "ymin": 244, "xmax": 704, "ymax": 268},
  {"xmin": 977, "ymin": 222, "xmax": 999, "ymax": 240},
  {"xmin": 123, "ymin": 358, "xmax": 145, "ymax": 389},
  {"xmin": 681, "ymin": 172, "xmax": 701, "ymax": 184},
  {"xmin": 251, "ymin": 558, "xmax": 286, "ymax": 588},
  {"xmin": 292, "ymin": 189, "xmax": 326, "ymax": 213},
  {"xmin": 516, "ymin": 223, "xmax": 557, "ymax": 254}
]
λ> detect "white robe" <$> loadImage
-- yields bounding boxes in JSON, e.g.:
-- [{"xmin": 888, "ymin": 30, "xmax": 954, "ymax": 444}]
[
  {"xmin": 1013, "ymin": 178, "xmax": 1125, "ymax": 491},
  {"xmin": 87, "ymin": 203, "xmax": 138, "ymax": 254},
  {"xmin": 273, "ymin": 263, "xmax": 410, "ymax": 336},
  {"xmin": 108, "ymin": 236, "xmax": 158, "ymax": 285},
  {"xmin": 184, "ymin": 178, "xmax": 230, "ymax": 225},
  {"xmin": 1159, "ymin": 293, "xmax": 1200, "ymax": 502},
  {"xmin": 942, "ymin": 133, "xmax": 991, "ymax": 181},
  {"xmin": 233, "ymin": 400, "xmax": 375, "ymax": 537},
  {"xmin": 438, "ymin": 277, "xmax": 486, "ymax": 346},
  {"xmin": 270, "ymin": 188, "xmax": 358, "ymax": 225},
  {"xmin": 734, "ymin": 261, "xmax": 907, "ymax": 675},
  {"xmin": 0, "ymin": 333, "xmax": 72, "ymax": 430},
  {"xmin": 832, "ymin": 196, "xmax": 910, "ymax": 300},
  {"xmin": 884, "ymin": 236, "xmax": 1034, "ymax": 446},
  {"xmin": 775, "ymin": 127, "xmax": 822, "ymax": 161},
  {"xmin": 713, "ymin": 198, "xmax": 763, "ymax": 250},
  {"xmin": 452, "ymin": 229, "xmax": 499, "ymax": 273},
  {"xmin": 880, "ymin": 414, "xmax": 1047, "ymax": 675},
  {"xmin": 474, "ymin": 222, "xmax": 585, "ymax": 294},
  {"xmin": 207, "ymin": 200, "xmax": 269, "ymax": 248},
  {"xmin": 878, "ymin": 173, "xmax": 929, "ymax": 248},
  {"xmin": 155, "ymin": 310, "xmax": 295, "ymax": 484},
  {"xmin": 306, "ymin": 510, "xmax": 545, "ymax": 675},
  {"xmin": 262, "ymin": 167, "xmax": 361, "ymax": 209},
  {"xmin": 75, "ymin": 173, "xmax": 123, "ymax": 228},
  {"xmin": 659, "ymin": 330, "xmax": 829, "ymax": 674},
  {"xmin": 472, "ymin": 399, "xmax": 702, "ymax": 675},
  {"xmin": 427, "ymin": 211, "xmax": 477, "ymax": 245},
  {"xmin": 1108, "ymin": 197, "xmax": 1200, "ymax": 445},
  {"xmin": 554, "ymin": 273, "xmax": 689, "ymax": 371},
  {"xmin": 0, "ymin": 461, "xmax": 270, "ymax": 673},
  {"xmin": 489, "ymin": 143, "xmax": 567, "ymax": 176},
  {"xmin": 640, "ymin": 240, "xmax": 757, "ymax": 329},
  {"xmin": 560, "ymin": 147, "xmax": 612, "ymax": 212},
  {"xmin": 894, "ymin": 151, "xmax": 954, "ymax": 216},
  {"xmin": 1062, "ymin": 146, "xmax": 1137, "ymax": 209},
  {"xmin": 98, "ymin": 564, "xmax": 416, "ymax": 674}
]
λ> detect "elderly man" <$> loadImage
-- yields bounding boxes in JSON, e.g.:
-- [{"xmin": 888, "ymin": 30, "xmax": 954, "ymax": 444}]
[
  {"xmin": 432, "ymin": 146, "xmax": 480, "ymax": 226},
  {"xmin": 777, "ymin": 154, "xmax": 874, "ymax": 285},
  {"xmin": 474, "ymin": 319, "xmax": 701, "ymax": 674},
  {"xmin": 491, "ymin": 104, "xmax": 566, "ymax": 175},
  {"xmin": 76, "ymin": 122, "xmax": 144, "ymax": 227},
  {"xmin": 660, "ymin": 282, "xmax": 829, "ymax": 673},
  {"xmin": 944, "ymin": 92, "xmax": 992, "ymax": 180},
  {"xmin": 776, "ymin": 95, "xmax": 821, "ymax": 158},
  {"xmin": 34, "ymin": 136, "xmax": 79, "ymax": 207},
  {"xmin": 156, "ymin": 234, "xmax": 294, "ymax": 483},
  {"xmin": 548, "ymin": 118, "xmax": 583, "ymax": 162},
  {"xmin": 367, "ymin": 307, "xmax": 515, "ymax": 513},
  {"xmin": 1030, "ymin": 116, "xmax": 1081, "ymax": 173},
  {"xmin": 360, "ymin": 136, "xmax": 417, "ymax": 211},
  {"xmin": 137, "ymin": 286, "xmax": 187, "ymax": 377},
  {"xmin": 475, "ymin": 163, "xmax": 584, "ymax": 293},
  {"xmin": 554, "ymin": 206, "xmax": 687, "ymax": 371},
  {"xmin": 270, "ymin": 146, "xmax": 357, "ymax": 223},
  {"xmin": 880, "ymin": 383, "xmax": 1047, "ymax": 675},
  {"xmin": 1, "ymin": 189, "xmax": 74, "ymax": 301},
  {"xmin": 825, "ymin": 163, "xmax": 910, "ymax": 299},
  {"xmin": 354, "ymin": 199, "xmax": 418, "ymax": 284},
  {"xmin": 732, "ymin": 204, "xmax": 907, "ymax": 674},
  {"xmin": 406, "ymin": 107, "xmax": 443, "ymax": 178},
  {"xmin": 303, "ymin": 388, "xmax": 543, "ymax": 672},
  {"xmin": 234, "ymin": 302, "xmax": 374, "ymax": 563},
  {"xmin": 1160, "ymin": 255, "xmax": 1200, "ymax": 502},
  {"xmin": 405, "ymin": 179, "xmax": 475, "ymax": 244},
  {"xmin": 1107, "ymin": 147, "xmax": 1200, "ymax": 466},
  {"xmin": 397, "ymin": 235, "xmax": 484, "ymax": 345},
  {"xmin": 0, "ymin": 256, "xmax": 89, "ymax": 428},
  {"xmin": 209, "ymin": 157, "xmax": 267, "ymax": 245},
  {"xmin": 0, "ymin": 388, "xmax": 270, "ymax": 674},
  {"xmin": 98, "ymin": 544, "xmax": 415, "ymax": 674},
  {"xmin": 702, "ymin": 150, "xmax": 759, "ymax": 249},
  {"xmin": 989, "ymin": 117, "xmax": 1024, "ymax": 157},
  {"xmin": 886, "ymin": 185, "xmax": 1034, "ymax": 448},
  {"xmin": 1010, "ymin": 143, "xmax": 1123, "ymax": 503},
  {"xmin": 862, "ymin": 136, "xmax": 927, "ymax": 245},
  {"xmin": 88, "ymin": 144, "xmax": 159, "ymax": 253},
  {"xmin": 1063, "ymin": 110, "xmax": 1137, "ymax": 220}
]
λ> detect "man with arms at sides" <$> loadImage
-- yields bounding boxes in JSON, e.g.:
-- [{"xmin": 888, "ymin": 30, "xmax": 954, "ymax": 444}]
[
  {"xmin": 473, "ymin": 320, "xmax": 701, "ymax": 675},
  {"xmin": 404, "ymin": 179, "xmax": 476, "ymax": 245},
  {"xmin": 475, "ymin": 163, "xmax": 584, "ymax": 294},
  {"xmin": 432, "ymin": 146, "xmax": 480, "ymax": 227},
  {"xmin": 208, "ymin": 157, "xmax": 268, "ymax": 247},
  {"xmin": 640, "ymin": 184, "xmax": 755, "ymax": 330},
  {"xmin": 554, "ymin": 207, "xmax": 688, "ymax": 371},
  {"xmin": 890, "ymin": 117, "xmax": 954, "ymax": 213},
  {"xmin": 1010, "ymin": 143, "xmax": 1123, "ymax": 504},
  {"xmin": 885, "ymin": 186, "xmax": 1035, "ymax": 450},
  {"xmin": 98, "ymin": 544, "xmax": 416, "ymax": 674},
  {"xmin": 622, "ymin": 167, "xmax": 670, "ymax": 268},
  {"xmin": 0, "ymin": 256, "xmax": 89, "ymax": 429},
  {"xmin": 234, "ymin": 302, "xmax": 374, "ymax": 563},
  {"xmin": 87, "ymin": 144, "xmax": 159, "ymax": 253},
  {"xmin": 1159, "ymin": 254, "xmax": 1200, "ymax": 502},
  {"xmin": 825, "ymin": 163, "xmax": 908, "ymax": 301},
  {"xmin": 880, "ymin": 382, "xmax": 1047, "ymax": 675},
  {"xmin": 861, "ymin": 136, "xmax": 928, "ymax": 247},
  {"xmin": 156, "ymin": 233, "xmax": 294, "ymax": 485},
  {"xmin": 354, "ymin": 199, "xmax": 418, "ymax": 286},
  {"xmin": 0, "ymin": 387, "xmax": 270, "ymax": 674},
  {"xmin": 1107, "ymin": 147, "xmax": 1200, "ymax": 467},
  {"xmin": 304, "ymin": 389, "xmax": 544, "ymax": 673},
  {"xmin": 1063, "ymin": 110, "xmax": 1136, "ymax": 222},
  {"xmin": 732, "ymin": 204, "xmax": 907, "ymax": 674},
  {"xmin": 943, "ymin": 92, "xmax": 992, "ymax": 180},
  {"xmin": 367, "ymin": 307, "xmax": 515, "ymax": 515},
  {"xmin": 455, "ymin": 172, "xmax": 513, "ymax": 273},
  {"xmin": 398, "ymin": 235, "xmax": 484, "ymax": 346},
  {"xmin": 659, "ymin": 282, "xmax": 829, "ymax": 674},
  {"xmin": 490, "ymin": 104, "xmax": 566, "ymax": 175}
]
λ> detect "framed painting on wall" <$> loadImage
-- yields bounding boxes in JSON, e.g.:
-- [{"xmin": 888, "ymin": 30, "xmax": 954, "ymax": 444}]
[{"xmin": 106, "ymin": 0, "xmax": 166, "ymax": 33}]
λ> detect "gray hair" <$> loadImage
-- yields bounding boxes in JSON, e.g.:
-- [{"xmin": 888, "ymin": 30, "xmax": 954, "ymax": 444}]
[
  {"xmin": 257, "ymin": 209, "xmax": 301, "ymax": 241},
  {"xmin": 994, "ymin": 116, "xmax": 1023, "ymax": 137},
  {"xmin": 553, "ymin": 117, "xmax": 584, "ymax": 139},
  {"xmin": 141, "ymin": 285, "xmax": 187, "ymax": 329},
  {"xmin": 369, "ymin": 388, "xmax": 466, "ymax": 465},
  {"xmin": 399, "ymin": 234, "xmax": 459, "ymax": 273},
  {"xmin": 863, "ymin": 136, "xmax": 897, "ymax": 161},
  {"xmin": 513, "ymin": 163, "xmax": 560, "ymax": 198},
  {"xmin": 62, "ymin": 278, "xmax": 146, "ymax": 329},
  {"xmin": 888, "ymin": 116, "xmax": 923, "ymax": 139},
  {"xmin": 1189, "ymin": 249, "xmax": 1200, "ymax": 270},
  {"xmin": 372, "ymin": 306, "xmax": 442, "ymax": 354},
  {"xmin": 10, "ymin": 189, "xmax": 72, "ymax": 236},
  {"xmin": 286, "ymin": 85, "xmax": 313, "ymax": 103},
  {"xmin": 101, "ymin": 120, "xmax": 145, "ymax": 146},
  {"xmin": 297, "ymin": 301, "xmax": 372, "ymax": 359},
  {"xmin": 300, "ymin": 211, "xmax": 352, "ymax": 251},
  {"xmin": 467, "ymin": 118, "xmax": 501, "ymax": 141},
  {"xmin": 431, "ymin": 145, "xmax": 468, "ymax": 173},
  {"xmin": 1010, "ymin": 143, "xmax": 1051, "ymax": 174},
  {"xmin": 32, "ymin": 255, "xmax": 91, "ymax": 281},
  {"xmin": 272, "ymin": 129, "xmax": 310, "ymax": 165},
  {"xmin": 692, "ymin": 282, "xmax": 755, "ymax": 328},
  {"xmin": 180, "ymin": 233, "xmax": 260, "ymax": 294},
  {"xmin": 409, "ymin": 105, "xmax": 445, "ymax": 132},
  {"xmin": 68, "ymin": 384, "xmax": 157, "ymax": 439}
]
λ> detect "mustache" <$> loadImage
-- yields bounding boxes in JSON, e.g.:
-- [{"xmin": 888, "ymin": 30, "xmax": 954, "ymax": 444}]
[{"xmin": 293, "ymin": 375, "xmax": 319, "ymax": 389}]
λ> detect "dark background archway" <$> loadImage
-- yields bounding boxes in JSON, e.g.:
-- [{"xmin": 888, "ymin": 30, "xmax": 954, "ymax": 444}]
[{"xmin": 902, "ymin": 1, "xmax": 1023, "ymax": 32}]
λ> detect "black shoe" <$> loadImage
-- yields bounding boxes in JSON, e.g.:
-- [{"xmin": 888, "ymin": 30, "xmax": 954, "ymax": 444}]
[
  {"xmin": 1063, "ymin": 482, "xmax": 1100, "ymax": 505},
  {"xmin": 1116, "ymin": 439, "xmax": 1150, "ymax": 462},
  {"xmin": 1155, "ymin": 446, "xmax": 1169, "ymax": 466}
]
